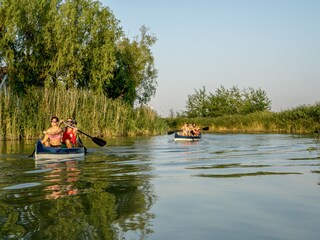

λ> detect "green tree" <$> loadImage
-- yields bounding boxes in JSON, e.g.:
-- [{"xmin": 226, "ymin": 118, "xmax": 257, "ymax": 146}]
[
  {"xmin": 242, "ymin": 87, "xmax": 271, "ymax": 114},
  {"xmin": 0, "ymin": 0, "xmax": 119, "ymax": 92},
  {"xmin": 0, "ymin": 0, "xmax": 56, "ymax": 92},
  {"xmin": 208, "ymin": 86, "xmax": 243, "ymax": 117},
  {"xmin": 185, "ymin": 85, "xmax": 272, "ymax": 117},
  {"xmin": 52, "ymin": 0, "xmax": 119, "ymax": 91},
  {"xmin": 185, "ymin": 86, "xmax": 209, "ymax": 117},
  {"xmin": 0, "ymin": 0, "xmax": 157, "ymax": 105},
  {"xmin": 105, "ymin": 26, "xmax": 157, "ymax": 106}
]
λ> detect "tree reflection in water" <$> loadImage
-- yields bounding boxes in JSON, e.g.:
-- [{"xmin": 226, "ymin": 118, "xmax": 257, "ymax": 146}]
[{"xmin": 0, "ymin": 149, "xmax": 156, "ymax": 239}]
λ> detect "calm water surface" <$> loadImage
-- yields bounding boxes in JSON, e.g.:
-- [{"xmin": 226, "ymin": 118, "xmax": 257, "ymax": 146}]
[{"xmin": 0, "ymin": 134, "xmax": 320, "ymax": 239}]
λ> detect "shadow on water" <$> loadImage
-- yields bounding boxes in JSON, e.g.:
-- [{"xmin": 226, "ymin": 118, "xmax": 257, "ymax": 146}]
[
  {"xmin": 0, "ymin": 138, "xmax": 156, "ymax": 239},
  {"xmin": 194, "ymin": 171, "xmax": 302, "ymax": 178}
]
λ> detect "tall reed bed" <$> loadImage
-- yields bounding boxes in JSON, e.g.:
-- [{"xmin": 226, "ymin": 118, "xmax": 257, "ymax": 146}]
[
  {"xmin": 0, "ymin": 87, "xmax": 167, "ymax": 140},
  {"xmin": 166, "ymin": 103, "xmax": 320, "ymax": 134}
]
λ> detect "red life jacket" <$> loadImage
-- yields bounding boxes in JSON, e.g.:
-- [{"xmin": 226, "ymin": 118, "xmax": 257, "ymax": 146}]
[{"xmin": 62, "ymin": 129, "xmax": 77, "ymax": 145}]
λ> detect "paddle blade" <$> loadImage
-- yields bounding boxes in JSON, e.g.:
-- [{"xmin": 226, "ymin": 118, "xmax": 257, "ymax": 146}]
[
  {"xmin": 202, "ymin": 126, "xmax": 209, "ymax": 131},
  {"xmin": 28, "ymin": 150, "xmax": 35, "ymax": 158},
  {"xmin": 92, "ymin": 137, "xmax": 107, "ymax": 147}
]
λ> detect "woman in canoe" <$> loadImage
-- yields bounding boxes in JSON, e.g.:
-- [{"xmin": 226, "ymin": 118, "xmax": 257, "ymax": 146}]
[
  {"xmin": 62, "ymin": 118, "xmax": 78, "ymax": 148},
  {"xmin": 181, "ymin": 123, "xmax": 190, "ymax": 136},
  {"xmin": 41, "ymin": 116, "xmax": 63, "ymax": 147}
]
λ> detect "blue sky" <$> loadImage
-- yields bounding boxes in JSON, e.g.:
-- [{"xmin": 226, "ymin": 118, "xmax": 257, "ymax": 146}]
[{"xmin": 102, "ymin": 0, "xmax": 320, "ymax": 116}]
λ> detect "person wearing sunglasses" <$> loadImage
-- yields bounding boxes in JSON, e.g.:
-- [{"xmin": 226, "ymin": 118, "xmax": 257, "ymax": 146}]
[
  {"xmin": 41, "ymin": 116, "xmax": 63, "ymax": 147},
  {"xmin": 62, "ymin": 118, "xmax": 78, "ymax": 148}
]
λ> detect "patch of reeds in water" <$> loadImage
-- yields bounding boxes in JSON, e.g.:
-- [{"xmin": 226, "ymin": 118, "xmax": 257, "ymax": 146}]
[{"xmin": 0, "ymin": 87, "xmax": 167, "ymax": 140}]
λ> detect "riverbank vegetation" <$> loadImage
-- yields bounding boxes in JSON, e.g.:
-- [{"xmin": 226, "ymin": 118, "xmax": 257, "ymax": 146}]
[
  {"xmin": 166, "ymin": 102, "xmax": 320, "ymax": 135},
  {"xmin": 0, "ymin": 0, "xmax": 166, "ymax": 140},
  {"xmin": 165, "ymin": 86, "xmax": 320, "ymax": 135},
  {"xmin": 0, "ymin": 87, "xmax": 166, "ymax": 140}
]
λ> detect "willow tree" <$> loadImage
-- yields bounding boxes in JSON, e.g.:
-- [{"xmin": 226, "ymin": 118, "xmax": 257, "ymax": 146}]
[
  {"xmin": 0, "ymin": 0, "xmax": 120, "ymax": 92},
  {"xmin": 0, "ymin": 0, "xmax": 56, "ymax": 91},
  {"xmin": 0, "ymin": 0, "xmax": 158, "ymax": 106},
  {"xmin": 52, "ymin": 0, "xmax": 120, "ymax": 91}
]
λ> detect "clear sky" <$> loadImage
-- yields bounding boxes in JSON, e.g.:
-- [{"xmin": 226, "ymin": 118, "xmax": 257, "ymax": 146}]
[{"xmin": 102, "ymin": 0, "xmax": 320, "ymax": 116}]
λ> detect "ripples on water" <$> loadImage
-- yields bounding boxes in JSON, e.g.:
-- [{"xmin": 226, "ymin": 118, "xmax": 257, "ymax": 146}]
[{"xmin": 0, "ymin": 134, "xmax": 320, "ymax": 239}]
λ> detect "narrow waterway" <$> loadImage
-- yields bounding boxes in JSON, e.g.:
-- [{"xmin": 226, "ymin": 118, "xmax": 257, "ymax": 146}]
[{"xmin": 0, "ymin": 134, "xmax": 319, "ymax": 239}]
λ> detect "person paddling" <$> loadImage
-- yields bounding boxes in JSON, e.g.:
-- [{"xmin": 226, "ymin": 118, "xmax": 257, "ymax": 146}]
[
  {"xmin": 62, "ymin": 118, "xmax": 78, "ymax": 148},
  {"xmin": 191, "ymin": 123, "xmax": 200, "ymax": 136}
]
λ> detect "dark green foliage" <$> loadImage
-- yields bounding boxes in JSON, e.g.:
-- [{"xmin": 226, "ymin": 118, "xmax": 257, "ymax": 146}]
[
  {"xmin": 0, "ymin": 0, "xmax": 157, "ymax": 105},
  {"xmin": 105, "ymin": 26, "xmax": 158, "ymax": 106}
]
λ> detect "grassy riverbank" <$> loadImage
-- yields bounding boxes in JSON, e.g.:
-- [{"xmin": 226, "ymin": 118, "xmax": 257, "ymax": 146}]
[
  {"xmin": 165, "ymin": 104, "xmax": 320, "ymax": 135},
  {"xmin": 0, "ymin": 87, "xmax": 167, "ymax": 140}
]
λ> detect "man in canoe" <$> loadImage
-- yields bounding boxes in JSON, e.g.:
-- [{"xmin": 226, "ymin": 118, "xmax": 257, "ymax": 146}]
[
  {"xmin": 41, "ymin": 116, "xmax": 63, "ymax": 147},
  {"xmin": 191, "ymin": 124, "xmax": 200, "ymax": 136}
]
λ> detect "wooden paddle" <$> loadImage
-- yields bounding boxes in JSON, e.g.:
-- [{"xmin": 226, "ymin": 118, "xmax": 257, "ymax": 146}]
[
  {"xmin": 167, "ymin": 126, "xmax": 209, "ymax": 135},
  {"xmin": 64, "ymin": 122, "xmax": 107, "ymax": 147}
]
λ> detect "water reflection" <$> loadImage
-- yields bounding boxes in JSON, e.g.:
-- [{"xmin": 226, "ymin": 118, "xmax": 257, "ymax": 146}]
[
  {"xmin": 0, "ymin": 137, "xmax": 156, "ymax": 239},
  {"xmin": 42, "ymin": 161, "xmax": 81, "ymax": 199},
  {"xmin": 1, "ymin": 134, "xmax": 320, "ymax": 239}
]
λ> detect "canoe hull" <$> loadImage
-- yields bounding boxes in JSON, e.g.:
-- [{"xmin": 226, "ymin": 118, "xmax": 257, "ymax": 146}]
[
  {"xmin": 34, "ymin": 139, "xmax": 85, "ymax": 160},
  {"xmin": 174, "ymin": 132, "xmax": 202, "ymax": 141}
]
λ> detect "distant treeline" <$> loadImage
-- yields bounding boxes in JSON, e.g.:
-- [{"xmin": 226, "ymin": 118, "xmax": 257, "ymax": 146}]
[
  {"xmin": 0, "ymin": 87, "xmax": 167, "ymax": 140},
  {"xmin": 166, "ymin": 103, "xmax": 320, "ymax": 134},
  {"xmin": 183, "ymin": 86, "xmax": 271, "ymax": 118},
  {"xmin": 167, "ymin": 85, "xmax": 320, "ymax": 134}
]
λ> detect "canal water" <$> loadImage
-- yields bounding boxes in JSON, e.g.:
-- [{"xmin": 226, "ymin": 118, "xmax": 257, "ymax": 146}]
[{"xmin": 0, "ymin": 134, "xmax": 319, "ymax": 239}]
